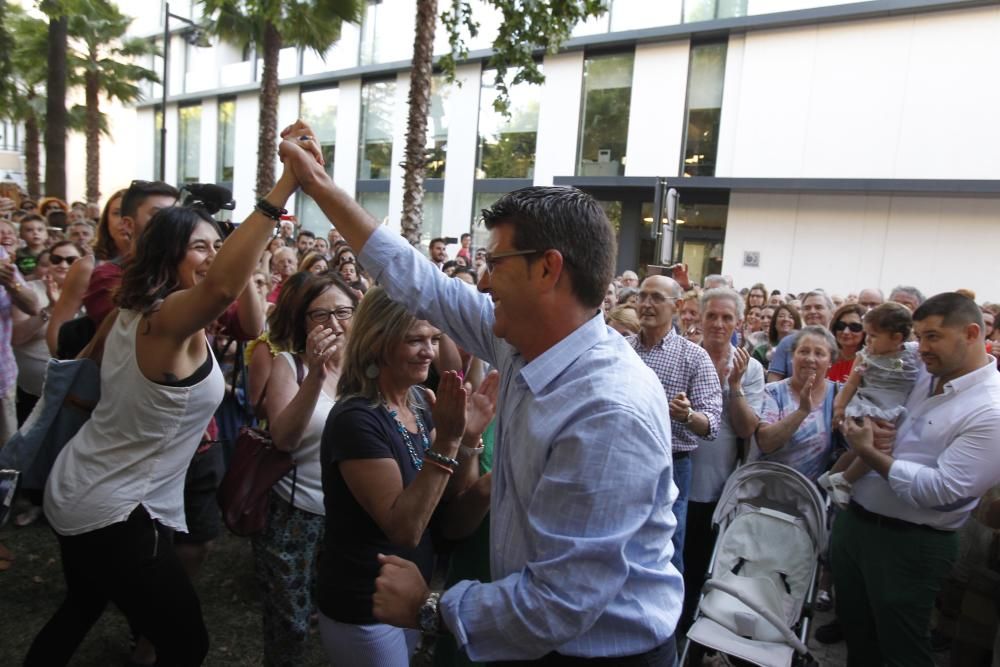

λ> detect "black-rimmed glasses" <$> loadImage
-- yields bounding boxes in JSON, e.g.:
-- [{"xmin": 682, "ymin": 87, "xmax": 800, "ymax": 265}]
[
  {"xmin": 483, "ymin": 249, "xmax": 541, "ymax": 274},
  {"xmin": 307, "ymin": 307, "xmax": 355, "ymax": 323}
]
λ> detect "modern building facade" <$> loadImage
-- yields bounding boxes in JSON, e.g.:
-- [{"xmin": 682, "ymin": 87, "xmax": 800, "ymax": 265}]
[{"xmin": 115, "ymin": 0, "xmax": 999, "ymax": 299}]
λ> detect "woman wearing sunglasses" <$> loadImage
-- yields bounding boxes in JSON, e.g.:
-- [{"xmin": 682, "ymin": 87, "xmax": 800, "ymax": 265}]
[
  {"xmin": 12, "ymin": 241, "xmax": 84, "ymax": 422},
  {"xmin": 827, "ymin": 303, "xmax": 866, "ymax": 382}
]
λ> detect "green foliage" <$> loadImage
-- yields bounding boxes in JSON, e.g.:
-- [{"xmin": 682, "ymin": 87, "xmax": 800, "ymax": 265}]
[
  {"xmin": 199, "ymin": 0, "xmax": 363, "ymax": 54},
  {"xmin": 0, "ymin": 4, "xmax": 51, "ymax": 123},
  {"xmin": 66, "ymin": 0, "xmax": 160, "ymax": 111},
  {"xmin": 439, "ymin": 0, "xmax": 608, "ymax": 116}
]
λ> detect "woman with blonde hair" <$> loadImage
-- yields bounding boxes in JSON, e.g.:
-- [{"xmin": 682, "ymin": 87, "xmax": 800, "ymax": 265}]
[
  {"xmin": 606, "ymin": 304, "xmax": 640, "ymax": 336},
  {"xmin": 316, "ymin": 287, "xmax": 496, "ymax": 666}
]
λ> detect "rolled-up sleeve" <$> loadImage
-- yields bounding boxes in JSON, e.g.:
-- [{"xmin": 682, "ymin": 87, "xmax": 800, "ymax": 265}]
[
  {"xmin": 689, "ymin": 352, "xmax": 723, "ymax": 441},
  {"xmin": 359, "ymin": 226, "xmax": 498, "ymax": 365},
  {"xmin": 888, "ymin": 407, "xmax": 1000, "ymax": 511},
  {"xmin": 438, "ymin": 407, "xmax": 674, "ymax": 662}
]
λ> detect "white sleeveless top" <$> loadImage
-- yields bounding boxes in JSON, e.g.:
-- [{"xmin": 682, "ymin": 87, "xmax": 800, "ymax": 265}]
[
  {"xmin": 45, "ymin": 309, "xmax": 225, "ymax": 535},
  {"xmin": 273, "ymin": 351, "xmax": 334, "ymax": 516}
]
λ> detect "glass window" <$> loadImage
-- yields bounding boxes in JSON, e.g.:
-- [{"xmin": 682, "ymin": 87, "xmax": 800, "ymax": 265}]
[
  {"xmin": 577, "ymin": 53, "xmax": 633, "ymax": 177},
  {"xmin": 419, "ymin": 191, "xmax": 444, "ymax": 251},
  {"xmin": 426, "ymin": 76, "xmax": 453, "ymax": 179},
  {"xmin": 177, "ymin": 104, "xmax": 201, "ymax": 185},
  {"xmin": 153, "ymin": 107, "xmax": 163, "ymax": 179},
  {"xmin": 358, "ymin": 0, "xmax": 415, "ymax": 66},
  {"xmin": 476, "ymin": 70, "xmax": 541, "ymax": 179},
  {"xmin": 216, "ymin": 99, "xmax": 236, "ymax": 185},
  {"xmin": 470, "ymin": 192, "xmax": 503, "ymax": 251},
  {"xmin": 358, "ymin": 191, "xmax": 390, "ymax": 226},
  {"xmin": 359, "ymin": 80, "xmax": 396, "ymax": 180},
  {"xmin": 298, "ymin": 86, "xmax": 339, "ymax": 230},
  {"xmin": 684, "ymin": 0, "xmax": 746, "ymax": 23},
  {"xmin": 682, "ymin": 42, "xmax": 727, "ymax": 177}
]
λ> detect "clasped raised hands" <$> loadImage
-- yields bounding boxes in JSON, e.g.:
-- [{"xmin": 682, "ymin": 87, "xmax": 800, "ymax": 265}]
[{"xmin": 276, "ymin": 120, "xmax": 329, "ymax": 197}]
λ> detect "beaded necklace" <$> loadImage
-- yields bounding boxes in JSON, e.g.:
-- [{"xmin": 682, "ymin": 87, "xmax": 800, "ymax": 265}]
[{"xmin": 382, "ymin": 397, "xmax": 430, "ymax": 470}]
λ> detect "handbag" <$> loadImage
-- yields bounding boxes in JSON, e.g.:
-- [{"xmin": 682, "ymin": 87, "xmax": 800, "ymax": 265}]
[{"xmin": 217, "ymin": 354, "xmax": 304, "ymax": 537}]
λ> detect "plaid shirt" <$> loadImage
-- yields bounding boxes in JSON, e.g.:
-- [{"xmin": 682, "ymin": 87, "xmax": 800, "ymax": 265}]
[{"xmin": 628, "ymin": 330, "xmax": 723, "ymax": 452}]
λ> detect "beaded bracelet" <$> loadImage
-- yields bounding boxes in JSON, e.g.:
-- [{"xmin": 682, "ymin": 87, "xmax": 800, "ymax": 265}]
[
  {"xmin": 425, "ymin": 449, "xmax": 459, "ymax": 470},
  {"xmin": 424, "ymin": 458, "xmax": 454, "ymax": 476},
  {"xmin": 255, "ymin": 198, "xmax": 287, "ymax": 221}
]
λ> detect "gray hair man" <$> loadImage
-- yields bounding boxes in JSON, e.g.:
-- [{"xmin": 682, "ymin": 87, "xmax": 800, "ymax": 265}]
[
  {"xmin": 767, "ymin": 290, "xmax": 834, "ymax": 382},
  {"xmin": 889, "ymin": 285, "xmax": 925, "ymax": 312},
  {"xmin": 629, "ymin": 274, "xmax": 723, "ymax": 575}
]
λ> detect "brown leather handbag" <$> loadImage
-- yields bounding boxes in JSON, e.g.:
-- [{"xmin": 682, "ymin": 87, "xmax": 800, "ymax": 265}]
[{"xmin": 217, "ymin": 355, "xmax": 303, "ymax": 537}]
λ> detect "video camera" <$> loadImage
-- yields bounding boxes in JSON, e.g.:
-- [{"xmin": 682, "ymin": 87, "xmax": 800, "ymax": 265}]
[{"xmin": 178, "ymin": 183, "xmax": 237, "ymax": 236}]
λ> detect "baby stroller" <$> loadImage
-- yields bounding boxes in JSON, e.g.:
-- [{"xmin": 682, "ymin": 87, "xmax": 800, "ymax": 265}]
[{"xmin": 681, "ymin": 462, "xmax": 827, "ymax": 667}]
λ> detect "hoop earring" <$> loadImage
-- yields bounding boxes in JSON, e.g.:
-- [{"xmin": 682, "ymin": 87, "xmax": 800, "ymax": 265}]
[{"xmin": 365, "ymin": 363, "xmax": 380, "ymax": 379}]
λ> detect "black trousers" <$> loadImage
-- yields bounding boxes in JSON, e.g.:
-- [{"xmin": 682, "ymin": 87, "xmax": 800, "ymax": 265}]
[
  {"xmin": 491, "ymin": 635, "xmax": 676, "ymax": 666},
  {"xmin": 24, "ymin": 505, "xmax": 208, "ymax": 666},
  {"xmin": 679, "ymin": 499, "xmax": 718, "ymax": 637}
]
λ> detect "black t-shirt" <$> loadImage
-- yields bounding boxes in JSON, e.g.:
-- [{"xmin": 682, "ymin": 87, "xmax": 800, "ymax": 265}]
[{"xmin": 317, "ymin": 393, "xmax": 436, "ymax": 624}]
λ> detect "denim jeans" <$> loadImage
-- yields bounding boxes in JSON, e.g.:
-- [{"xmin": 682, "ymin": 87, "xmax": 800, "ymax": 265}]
[{"xmin": 670, "ymin": 454, "xmax": 692, "ymax": 574}]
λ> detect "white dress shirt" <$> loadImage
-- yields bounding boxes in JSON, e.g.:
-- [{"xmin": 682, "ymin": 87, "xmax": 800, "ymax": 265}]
[{"xmin": 853, "ymin": 358, "xmax": 1000, "ymax": 531}]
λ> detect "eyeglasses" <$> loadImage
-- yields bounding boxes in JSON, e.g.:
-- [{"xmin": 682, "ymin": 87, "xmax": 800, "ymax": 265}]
[
  {"xmin": 49, "ymin": 254, "xmax": 79, "ymax": 266},
  {"xmin": 833, "ymin": 321, "xmax": 864, "ymax": 333},
  {"xmin": 307, "ymin": 307, "xmax": 355, "ymax": 323},
  {"xmin": 483, "ymin": 248, "xmax": 540, "ymax": 274}
]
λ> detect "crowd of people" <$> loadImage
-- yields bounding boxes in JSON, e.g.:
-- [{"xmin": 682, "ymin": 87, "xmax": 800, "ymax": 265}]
[{"xmin": 0, "ymin": 119, "xmax": 998, "ymax": 667}]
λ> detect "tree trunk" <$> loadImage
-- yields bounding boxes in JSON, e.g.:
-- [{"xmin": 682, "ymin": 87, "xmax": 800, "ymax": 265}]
[
  {"xmin": 24, "ymin": 104, "xmax": 40, "ymax": 201},
  {"xmin": 400, "ymin": 0, "xmax": 437, "ymax": 247},
  {"xmin": 85, "ymin": 62, "xmax": 100, "ymax": 204},
  {"xmin": 44, "ymin": 10, "xmax": 67, "ymax": 199},
  {"xmin": 255, "ymin": 21, "xmax": 281, "ymax": 198}
]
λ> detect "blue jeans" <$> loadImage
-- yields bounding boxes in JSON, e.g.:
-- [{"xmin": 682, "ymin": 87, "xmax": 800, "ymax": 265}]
[{"xmin": 670, "ymin": 454, "xmax": 692, "ymax": 574}]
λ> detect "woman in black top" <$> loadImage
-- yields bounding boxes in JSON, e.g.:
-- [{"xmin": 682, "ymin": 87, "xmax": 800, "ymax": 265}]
[{"xmin": 317, "ymin": 287, "xmax": 496, "ymax": 667}]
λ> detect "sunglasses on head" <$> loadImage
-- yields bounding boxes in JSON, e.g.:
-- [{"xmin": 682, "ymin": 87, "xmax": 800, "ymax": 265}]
[
  {"xmin": 833, "ymin": 321, "xmax": 863, "ymax": 333},
  {"xmin": 49, "ymin": 254, "xmax": 79, "ymax": 266}
]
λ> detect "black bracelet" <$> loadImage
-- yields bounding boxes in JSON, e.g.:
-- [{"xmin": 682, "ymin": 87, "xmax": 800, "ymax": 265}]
[
  {"xmin": 255, "ymin": 198, "xmax": 287, "ymax": 221},
  {"xmin": 424, "ymin": 449, "xmax": 459, "ymax": 470}
]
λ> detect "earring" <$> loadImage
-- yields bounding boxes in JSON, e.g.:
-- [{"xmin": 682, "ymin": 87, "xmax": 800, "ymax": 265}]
[{"xmin": 365, "ymin": 363, "xmax": 380, "ymax": 379}]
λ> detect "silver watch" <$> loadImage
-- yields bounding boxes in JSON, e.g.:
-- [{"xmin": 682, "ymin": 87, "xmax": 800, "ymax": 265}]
[{"xmin": 418, "ymin": 592, "xmax": 441, "ymax": 635}]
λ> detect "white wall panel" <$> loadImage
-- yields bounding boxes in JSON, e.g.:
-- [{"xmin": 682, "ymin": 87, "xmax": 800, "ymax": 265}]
[
  {"xmin": 723, "ymin": 192, "xmax": 1000, "ymax": 301},
  {"xmin": 334, "ymin": 79, "xmax": 362, "ymax": 200},
  {"xmin": 534, "ymin": 51, "xmax": 584, "ymax": 185},
  {"xmin": 624, "ymin": 41, "xmax": 689, "ymax": 177},
  {"xmin": 724, "ymin": 6, "xmax": 1000, "ymax": 179},
  {"xmin": 232, "ymin": 92, "xmax": 260, "ymax": 219},
  {"xmin": 441, "ymin": 63, "xmax": 482, "ymax": 239}
]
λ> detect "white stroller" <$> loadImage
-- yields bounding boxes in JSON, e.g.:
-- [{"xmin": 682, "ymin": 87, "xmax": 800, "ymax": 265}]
[{"xmin": 682, "ymin": 462, "xmax": 827, "ymax": 667}]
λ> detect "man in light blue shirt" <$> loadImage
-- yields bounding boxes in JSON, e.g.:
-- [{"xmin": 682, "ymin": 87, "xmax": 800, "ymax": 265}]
[{"xmin": 280, "ymin": 126, "xmax": 682, "ymax": 664}]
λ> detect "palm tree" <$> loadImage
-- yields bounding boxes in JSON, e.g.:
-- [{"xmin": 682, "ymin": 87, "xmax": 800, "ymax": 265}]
[
  {"xmin": 398, "ymin": 0, "xmax": 607, "ymax": 247},
  {"xmin": 1, "ymin": 6, "xmax": 50, "ymax": 199},
  {"xmin": 400, "ymin": 0, "xmax": 438, "ymax": 246},
  {"xmin": 67, "ymin": 0, "xmax": 158, "ymax": 203},
  {"xmin": 200, "ymin": 0, "xmax": 363, "ymax": 197},
  {"xmin": 41, "ymin": 0, "xmax": 69, "ymax": 199}
]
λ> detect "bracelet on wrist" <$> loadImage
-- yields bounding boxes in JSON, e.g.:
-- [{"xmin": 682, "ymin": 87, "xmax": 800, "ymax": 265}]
[
  {"xmin": 424, "ymin": 458, "xmax": 454, "ymax": 476},
  {"xmin": 425, "ymin": 449, "xmax": 459, "ymax": 470},
  {"xmin": 459, "ymin": 439, "xmax": 485, "ymax": 459},
  {"xmin": 255, "ymin": 198, "xmax": 287, "ymax": 222}
]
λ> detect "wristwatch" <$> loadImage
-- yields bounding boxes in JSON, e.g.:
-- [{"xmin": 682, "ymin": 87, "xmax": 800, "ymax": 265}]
[
  {"xmin": 418, "ymin": 592, "xmax": 441, "ymax": 635},
  {"xmin": 683, "ymin": 407, "xmax": 695, "ymax": 424}
]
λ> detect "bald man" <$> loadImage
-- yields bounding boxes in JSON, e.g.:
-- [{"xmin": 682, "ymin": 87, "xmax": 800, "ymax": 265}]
[{"xmin": 627, "ymin": 275, "xmax": 722, "ymax": 573}]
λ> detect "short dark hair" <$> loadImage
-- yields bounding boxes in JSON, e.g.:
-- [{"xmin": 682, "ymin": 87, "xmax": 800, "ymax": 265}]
[
  {"xmin": 430, "ymin": 237, "xmax": 446, "ymax": 247},
  {"xmin": 913, "ymin": 292, "xmax": 984, "ymax": 331},
  {"xmin": 460, "ymin": 233, "xmax": 471, "ymax": 241},
  {"xmin": 864, "ymin": 302, "xmax": 912, "ymax": 339},
  {"xmin": 121, "ymin": 180, "xmax": 179, "ymax": 219},
  {"xmin": 297, "ymin": 230, "xmax": 315, "ymax": 240},
  {"xmin": 481, "ymin": 186, "xmax": 615, "ymax": 309},
  {"xmin": 116, "ymin": 206, "xmax": 221, "ymax": 315},
  {"xmin": 19, "ymin": 214, "xmax": 45, "ymax": 226},
  {"xmin": 268, "ymin": 272, "xmax": 359, "ymax": 353}
]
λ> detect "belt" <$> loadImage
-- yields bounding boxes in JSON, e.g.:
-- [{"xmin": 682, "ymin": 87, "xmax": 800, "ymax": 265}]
[
  {"xmin": 673, "ymin": 450, "xmax": 691, "ymax": 460},
  {"xmin": 849, "ymin": 501, "xmax": 953, "ymax": 534}
]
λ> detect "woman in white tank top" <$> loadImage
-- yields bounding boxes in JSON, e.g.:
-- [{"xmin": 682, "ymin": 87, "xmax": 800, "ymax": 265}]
[
  {"xmin": 26, "ymin": 135, "xmax": 315, "ymax": 667},
  {"xmin": 252, "ymin": 272, "xmax": 358, "ymax": 666}
]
